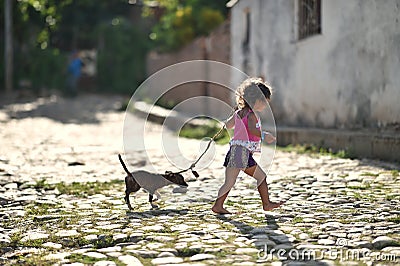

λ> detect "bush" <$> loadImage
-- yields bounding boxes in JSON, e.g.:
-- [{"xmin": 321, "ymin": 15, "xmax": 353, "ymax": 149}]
[
  {"xmin": 14, "ymin": 47, "xmax": 67, "ymax": 92},
  {"xmin": 197, "ymin": 8, "xmax": 224, "ymax": 35},
  {"xmin": 147, "ymin": 1, "xmax": 227, "ymax": 52},
  {"xmin": 97, "ymin": 18, "xmax": 149, "ymax": 94}
]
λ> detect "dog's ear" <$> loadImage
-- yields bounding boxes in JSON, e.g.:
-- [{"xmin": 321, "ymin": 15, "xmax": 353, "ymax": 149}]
[{"xmin": 164, "ymin": 171, "xmax": 173, "ymax": 177}]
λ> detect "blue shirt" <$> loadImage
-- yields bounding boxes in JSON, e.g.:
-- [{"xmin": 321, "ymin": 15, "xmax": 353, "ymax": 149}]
[{"xmin": 68, "ymin": 58, "xmax": 82, "ymax": 78}]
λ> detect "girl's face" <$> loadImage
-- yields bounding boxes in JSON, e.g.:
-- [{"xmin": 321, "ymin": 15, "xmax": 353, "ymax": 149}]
[{"xmin": 253, "ymin": 98, "xmax": 269, "ymax": 111}]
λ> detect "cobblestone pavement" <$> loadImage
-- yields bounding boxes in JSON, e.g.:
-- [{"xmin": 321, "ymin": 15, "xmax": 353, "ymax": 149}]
[{"xmin": 0, "ymin": 94, "xmax": 399, "ymax": 266}]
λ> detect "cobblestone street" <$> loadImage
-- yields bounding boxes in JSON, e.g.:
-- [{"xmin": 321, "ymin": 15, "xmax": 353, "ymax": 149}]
[{"xmin": 0, "ymin": 94, "xmax": 399, "ymax": 265}]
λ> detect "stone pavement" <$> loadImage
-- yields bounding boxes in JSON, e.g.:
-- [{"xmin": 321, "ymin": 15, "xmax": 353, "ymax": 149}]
[{"xmin": 0, "ymin": 94, "xmax": 399, "ymax": 265}]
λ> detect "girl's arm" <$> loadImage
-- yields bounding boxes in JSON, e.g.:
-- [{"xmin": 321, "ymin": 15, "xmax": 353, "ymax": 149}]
[
  {"xmin": 247, "ymin": 113, "xmax": 261, "ymax": 138},
  {"xmin": 248, "ymin": 113, "xmax": 276, "ymax": 143},
  {"xmin": 224, "ymin": 114, "xmax": 235, "ymax": 129}
]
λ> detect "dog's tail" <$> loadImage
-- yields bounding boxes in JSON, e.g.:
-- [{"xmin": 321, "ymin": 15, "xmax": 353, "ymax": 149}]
[{"xmin": 118, "ymin": 154, "xmax": 133, "ymax": 177}]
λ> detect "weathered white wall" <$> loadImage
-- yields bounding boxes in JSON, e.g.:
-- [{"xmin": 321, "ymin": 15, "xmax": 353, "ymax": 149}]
[{"xmin": 231, "ymin": 0, "xmax": 400, "ymax": 129}]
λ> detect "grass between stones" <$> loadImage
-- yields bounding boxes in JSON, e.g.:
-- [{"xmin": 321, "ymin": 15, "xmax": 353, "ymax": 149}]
[
  {"xmin": 26, "ymin": 178, "xmax": 125, "ymax": 197},
  {"xmin": 387, "ymin": 215, "xmax": 400, "ymax": 224},
  {"xmin": 55, "ymin": 180, "xmax": 124, "ymax": 196},
  {"xmin": 64, "ymin": 254, "xmax": 108, "ymax": 265},
  {"xmin": 12, "ymin": 256, "xmax": 58, "ymax": 266},
  {"xmin": 2, "ymin": 170, "xmax": 399, "ymax": 265},
  {"xmin": 390, "ymin": 170, "xmax": 399, "ymax": 177},
  {"xmin": 360, "ymin": 172, "xmax": 380, "ymax": 177},
  {"xmin": 275, "ymin": 144, "xmax": 355, "ymax": 159}
]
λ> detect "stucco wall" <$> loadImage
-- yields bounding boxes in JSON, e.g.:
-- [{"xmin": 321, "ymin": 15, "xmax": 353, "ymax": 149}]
[{"xmin": 231, "ymin": 0, "xmax": 400, "ymax": 129}]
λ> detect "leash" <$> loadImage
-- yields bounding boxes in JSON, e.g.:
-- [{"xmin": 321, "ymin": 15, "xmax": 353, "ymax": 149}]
[
  {"xmin": 174, "ymin": 107, "xmax": 237, "ymax": 178},
  {"xmin": 175, "ymin": 124, "xmax": 227, "ymax": 177}
]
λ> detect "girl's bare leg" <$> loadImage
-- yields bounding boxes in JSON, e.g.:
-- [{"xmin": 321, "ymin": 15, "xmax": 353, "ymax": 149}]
[
  {"xmin": 212, "ymin": 167, "xmax": 240, "ymax": 214},
  {"xmin": 244, "ymin": 165, "xmax": 284, "ymax": 211}
]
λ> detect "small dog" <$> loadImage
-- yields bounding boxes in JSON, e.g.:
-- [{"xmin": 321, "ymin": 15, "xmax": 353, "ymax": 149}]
[{"xmin": 118, "ymin": 154, "xmax": 188, "ymax": 209}]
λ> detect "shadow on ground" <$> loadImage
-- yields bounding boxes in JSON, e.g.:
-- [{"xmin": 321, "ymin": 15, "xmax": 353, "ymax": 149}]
[
  {"xmin": 126, "ymin": 208, "xmax": 190, "ymax": 217},
  {"xmin": 0, "ymin": 93, "xmax": 126, "ymax": 124},
  {"xmin": 217, "ymin": 214, "xmax": 331, "ymax": 265}
]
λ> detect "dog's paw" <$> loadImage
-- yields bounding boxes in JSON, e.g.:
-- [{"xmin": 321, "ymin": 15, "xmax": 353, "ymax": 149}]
[{"xmin": 150, "ymin": 203, "xmax": 159, "ymax": 209}]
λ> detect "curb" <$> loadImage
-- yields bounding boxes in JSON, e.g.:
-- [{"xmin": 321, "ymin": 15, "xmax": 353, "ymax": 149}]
[
  {"xmin": 276, "ymin": 127, "xmax": 400, "ymax": 163},
  {"xmin": 132, "ymin": 101, "xmax": 400, "ymax": 162},
  {"xmin": 132, "ymin": 101, "xmax": 215, "ymax": 130}
]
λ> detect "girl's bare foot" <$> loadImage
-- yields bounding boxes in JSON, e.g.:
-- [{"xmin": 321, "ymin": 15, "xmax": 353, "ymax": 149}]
[
  {"xmin": 211, "ymin": 206, "xmax": 232, "ymax": 214},
  {"xmin": 263, "ymin": 201, "xmax": 284, "ymax": 211}
]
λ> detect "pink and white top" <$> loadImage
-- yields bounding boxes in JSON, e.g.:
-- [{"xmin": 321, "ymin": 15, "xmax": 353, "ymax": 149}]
[{"xmin": 230, "ymin": 110, "xmax": 261, "ymax": 152}]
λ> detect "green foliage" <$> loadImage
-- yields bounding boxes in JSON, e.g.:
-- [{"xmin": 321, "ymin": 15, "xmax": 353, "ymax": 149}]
[
  {"xmin": 149, "ymin": 5, "xmax": 194, "ymax": 51},
  {"xmin": 347, "ymin": 183, "xmax": 371, "ymax": 190},
  {"xmin": 387, "ymin": 215, "xmax": 400, "ymax": 223},
  {"xmin": 65, "ymin": 254, "xmax": 104, "ymax": 265},
  {"xmin": 291, "ymin": 216, "xmax": 305, "ymax": 223},
  {"xmin": 56, "ymin": 0, "xmax": 131, "ymax": 49},
  {"xmin": 0, "ymin": 1, "xmax": 68, "ymax": 92},
  {"xmin": 390, "ymin": 170, "xmax": 399, "ymax": 177},
  {"xmin": 360, "ymin": 172, "xmax": 379, "ymax": 177},
  {"xmin": 25, "ymin": 202, "xmax": 60, "ymax": 216},
  {"xmin": 9, "ymin": 255, "xmax": 57, "ymax": 266},
  {"xmin": 33, "ymin": 178, "xmax": 55, "ymax": 190},
  {"xmin": 197, "ymin": 8, "xmax": 225, "ymax": 35},
  {"xmin": 178, "ymin": 247, "xmax": 205, "ymax": 257},
  {"xmin": 1, "ymin": 0, "xmax": 148, "ymax": 94},
  {"xmin": 144, "ymin": 0, "xmax": 229, "ymax": 52},
  {"xmin": 277, "ymin": 144, "xmax": 354, "ymax": 159},
  {"xmin": 155, "ymin": 97, "xmax": 177, "ymax": 109},
  {"xmin": 24, "ymin": 179, "xmax": 124, "ymax": 198},
  {"xmin": 179, "ymin": 120, "xmax": 231, "ymax": 145},
  {"xmin": 15, "ymin": 47, "xmax": 67, "ymax": 91},
  {"xmin": 66, "ymin": 253, "xmax": 126, "ymax": 265},
  {"xmin": 97, "ymin": 18, "xmax": 150, "ymax": 94},
  {"xmin": 14, "ymin": 0, "xmax": 65, "ymax": 47},
  {"xmin": 2, "ymin": 0, "xmax": 227, "ymax": 93},
  {"xmin": 55, "ymin": 180, "xmax": 124, "ymax": 197}
]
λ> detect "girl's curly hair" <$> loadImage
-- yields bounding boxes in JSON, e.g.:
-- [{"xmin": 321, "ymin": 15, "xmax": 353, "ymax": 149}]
[{"xmin": 236, "ymin": 77, "xmax": 272, "ymax": 109}]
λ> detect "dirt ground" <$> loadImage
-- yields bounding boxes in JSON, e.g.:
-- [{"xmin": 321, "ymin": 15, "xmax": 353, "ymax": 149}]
[{"xmin": 0, "ymin": 93, "xmax": 130, "ymax": 184}]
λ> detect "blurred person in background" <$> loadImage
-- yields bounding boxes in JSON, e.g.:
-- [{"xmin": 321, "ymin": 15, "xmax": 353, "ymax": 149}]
[{"xmin": 66, "ymin": 50, "xmax": 83, "ymax": 97}]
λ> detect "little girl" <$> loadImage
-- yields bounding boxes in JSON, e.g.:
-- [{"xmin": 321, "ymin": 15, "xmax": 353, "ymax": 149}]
[{"xmin": 212, "ymin": 77, "xmax": 284, "ymax": 214}]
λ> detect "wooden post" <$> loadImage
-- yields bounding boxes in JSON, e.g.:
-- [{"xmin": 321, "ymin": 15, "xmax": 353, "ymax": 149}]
[{"xmin": 5, "ymin": 0, "xmax": 13, "ymax": 94}]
